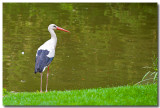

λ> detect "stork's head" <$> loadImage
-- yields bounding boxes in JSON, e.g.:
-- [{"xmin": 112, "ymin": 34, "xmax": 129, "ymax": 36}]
[{"xmin": 48, "ymin": 24, "xmax": 69, "ymax": 32}]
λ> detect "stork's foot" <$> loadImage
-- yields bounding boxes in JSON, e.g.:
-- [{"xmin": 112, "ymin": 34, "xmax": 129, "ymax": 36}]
[
  {"xmin": 45, "ymin": 90, "xmax": 48, "ymax": 92},
  {"xmin": 40, "ymin": 90, "xmax": 43, "ymax": 93}
]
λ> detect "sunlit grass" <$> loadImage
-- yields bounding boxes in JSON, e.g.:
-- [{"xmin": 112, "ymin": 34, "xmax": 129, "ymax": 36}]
[{"xmin": 3, "ymin": 84, "xmax": 157, "ymax": 106}]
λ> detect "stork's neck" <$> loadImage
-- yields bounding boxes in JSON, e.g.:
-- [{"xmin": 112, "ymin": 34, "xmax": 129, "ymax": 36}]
[{"xmin": 48, "ymin": 29, "xmax": 57, "ymax": 39}]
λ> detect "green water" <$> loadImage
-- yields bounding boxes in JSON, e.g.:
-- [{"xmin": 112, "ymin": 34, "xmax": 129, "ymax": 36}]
[{"xmin": 3, "ymin": 3, "xmax": 158, "ymax": 92}]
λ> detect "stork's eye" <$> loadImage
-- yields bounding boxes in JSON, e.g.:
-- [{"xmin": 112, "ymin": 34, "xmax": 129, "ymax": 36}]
[{"xmin": 54, "ymin": 25, "xmax": 56, "ymax": 27}]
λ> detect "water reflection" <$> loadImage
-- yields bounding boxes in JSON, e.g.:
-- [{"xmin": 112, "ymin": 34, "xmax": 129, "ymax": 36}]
[{"xmin": 3, "ymin": 3, "xmax": 157, "ymax": 91}]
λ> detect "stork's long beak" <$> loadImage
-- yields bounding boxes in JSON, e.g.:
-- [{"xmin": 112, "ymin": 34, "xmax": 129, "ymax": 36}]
[{"xmin": 57, "ymin": 27, "xmax": 70, "ymax": 32}]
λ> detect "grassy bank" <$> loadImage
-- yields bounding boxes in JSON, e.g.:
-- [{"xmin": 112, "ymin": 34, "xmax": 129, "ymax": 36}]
[{"xmin": 3, "ymin": 84, "xmax": 157, "ymax": 106}]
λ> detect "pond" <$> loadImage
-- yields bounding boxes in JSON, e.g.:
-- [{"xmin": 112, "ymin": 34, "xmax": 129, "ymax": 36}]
[{"xmin": 3, "ymin": 3, "xmax": 158, "ymax": 92}]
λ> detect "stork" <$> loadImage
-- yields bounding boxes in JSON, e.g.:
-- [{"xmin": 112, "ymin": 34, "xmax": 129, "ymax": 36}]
[{"xmin": 34, "ymin": 24, "xmax": 69, "ymax": 92}]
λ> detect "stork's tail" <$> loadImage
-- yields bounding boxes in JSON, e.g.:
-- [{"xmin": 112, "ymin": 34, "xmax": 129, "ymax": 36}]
[{"xmin": 35, "ymin": 67, "xmax": 44, "ymax": 74}]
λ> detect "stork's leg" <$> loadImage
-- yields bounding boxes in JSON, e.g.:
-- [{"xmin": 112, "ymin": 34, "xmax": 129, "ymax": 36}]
[
  {"xmin": 40, "ymin": 73, "xmax": 43, "ymax": 92},
  {"xmin": 46, "ymin": 66, "xmax": 49, "ymax": 92}
]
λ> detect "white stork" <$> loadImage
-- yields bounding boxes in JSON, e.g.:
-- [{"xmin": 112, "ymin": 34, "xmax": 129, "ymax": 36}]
[{"xmin": 35, "ymin": 24, "xmax": 69, "ymax": 92}]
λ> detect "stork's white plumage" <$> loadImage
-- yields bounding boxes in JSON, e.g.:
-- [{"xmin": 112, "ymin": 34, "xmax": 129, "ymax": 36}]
[{"xmin": 34, "ymin": 24, "xmax": 69, "ymax": 92}]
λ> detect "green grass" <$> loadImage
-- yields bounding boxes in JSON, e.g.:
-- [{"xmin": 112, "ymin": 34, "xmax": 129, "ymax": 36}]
[{"xmin": 3, "ymin": 84, "xmax": 157, "ymax": 106}]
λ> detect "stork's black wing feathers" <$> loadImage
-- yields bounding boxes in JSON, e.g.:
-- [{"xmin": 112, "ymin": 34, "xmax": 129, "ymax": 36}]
[{"xmin": 35, "ymin": 50, "xmax": 54, "ymax": 73}]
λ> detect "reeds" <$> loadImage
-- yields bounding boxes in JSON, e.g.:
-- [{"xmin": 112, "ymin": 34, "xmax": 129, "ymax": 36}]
[{"xmin": 135, "ymin": 56, "xmax": 158, "ymax": 85}]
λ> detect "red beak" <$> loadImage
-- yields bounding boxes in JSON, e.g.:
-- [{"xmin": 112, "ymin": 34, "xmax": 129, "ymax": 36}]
[{"xmin": 57, "ymin": 27, "xmax": 70, "ymax": 32}]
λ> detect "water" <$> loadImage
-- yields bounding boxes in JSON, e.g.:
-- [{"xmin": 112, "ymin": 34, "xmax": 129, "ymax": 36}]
[{"xmin": 3, "ymin": 3, "xmax": 158, "ymax": 92}]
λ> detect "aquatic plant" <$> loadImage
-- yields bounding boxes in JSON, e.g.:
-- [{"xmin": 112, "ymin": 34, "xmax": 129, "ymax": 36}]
[
  {"xmin": 3, "ymin": 88, "xmax": 9, "ymax": 96},
  {"xmin": 135, "ymin": 56, "xmax": 158, "ymax": 85}
]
